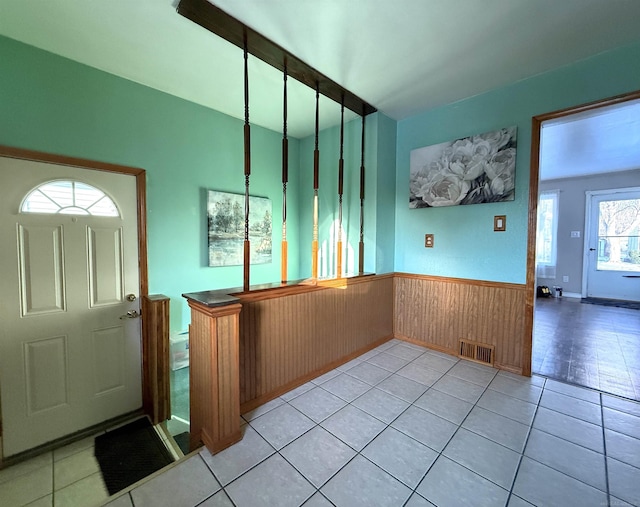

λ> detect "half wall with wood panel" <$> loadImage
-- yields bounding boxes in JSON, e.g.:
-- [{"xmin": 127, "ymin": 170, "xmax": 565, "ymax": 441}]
[
  {"xmin": 393, "ymin": 273, "xmax": 527, "ymax": 374},
  {"xmin": 237, "ymin": 274, "xmax": 394, "ymax": 413}
]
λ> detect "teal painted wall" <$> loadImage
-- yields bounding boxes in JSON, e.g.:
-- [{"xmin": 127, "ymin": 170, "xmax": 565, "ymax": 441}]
[
  {"xmin": 3, "ymin": 32, "xmax": 639, "ymax": 327},
  {"xmin": 297, "ymin": 112, "xmax": 395, "ymax": 277},
  {"xmin": 0, "ymin": 35, "xmax": 300, "ymax": 331},
  {"xmin": 395, "ymin": 41, "xmax": 640, "ymax": 284},
  {"xmin": 374, "ymin": 113, "xmax": 397, "ymax": 274},
  {"xmin": 297, "ymin": 115, "xmax": 364, "ymax": 277}
]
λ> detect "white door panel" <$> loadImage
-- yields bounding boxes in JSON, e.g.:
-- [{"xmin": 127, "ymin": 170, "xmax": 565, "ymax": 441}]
[
  {"xmin": 17, "ymin": 223, "xmax": 67, "ymax": 315},
  {"xmin": 0, "ymin": 156, "xmax": 142, "ymax": 457},
  {"xmin": 24, "ymin": 335, "xmax": 69, "ymax": 415},
  {"xmin": 585, "ymin": 189, "xmax": 640, "ymax": 301},
  {"xmin": 87, "ymin": 225, "xmax": 124, "ymax": 307},
  {"xmin": 92, "ymin": 326, "xmax": 126, "ymax": 395}
]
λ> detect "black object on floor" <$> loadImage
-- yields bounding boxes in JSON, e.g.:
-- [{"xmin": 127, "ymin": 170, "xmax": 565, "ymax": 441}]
[
  {"xmin": 581, "ymin": 297, "xmax": 640, "ymax": 310},
  {"xmin": 173, "ymin": 431, "xmax": 190, "ymax": 455},
  {"xmin": 94, "ymin": 417, "xmax": 174, "ymax": 495}
]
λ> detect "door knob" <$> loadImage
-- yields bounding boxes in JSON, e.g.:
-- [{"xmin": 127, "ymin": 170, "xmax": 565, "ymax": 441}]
[
  {"xmin": 589, "ymin": 248, "xmax": 596, "ymax": 251},
  {"xmin": 120, "ymin": 310, "xmax": 140, "ymax": 319},
  {"xmin": 126, "ymin": 293, "xmax": 137, "ymax": 301}
]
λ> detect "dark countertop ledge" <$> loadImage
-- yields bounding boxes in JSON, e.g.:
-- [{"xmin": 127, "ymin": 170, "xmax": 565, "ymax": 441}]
[{"xmin": 182, "ymin": 273, "xmax": 375, "ymax": 308}]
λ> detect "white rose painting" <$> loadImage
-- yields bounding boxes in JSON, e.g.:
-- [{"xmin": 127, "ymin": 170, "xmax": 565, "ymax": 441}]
[{"xmin": 409, "ymin": 126, "xmax": 517, "ymax": 208}]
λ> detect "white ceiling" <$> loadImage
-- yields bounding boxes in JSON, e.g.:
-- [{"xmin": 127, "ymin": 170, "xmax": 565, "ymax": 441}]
[
  {"xmin": 540, "ymin": 99, "xmax": 640, "ymax": 181},
  {"xmin": 0, "ymin": 0, "xmax": 639, "ymax": 178}
]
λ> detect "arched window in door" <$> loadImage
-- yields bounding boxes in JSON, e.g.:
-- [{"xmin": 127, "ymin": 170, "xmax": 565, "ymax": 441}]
[{"xmin": 20, "ymin": 180, "xmax": 119, "ymax": 217}]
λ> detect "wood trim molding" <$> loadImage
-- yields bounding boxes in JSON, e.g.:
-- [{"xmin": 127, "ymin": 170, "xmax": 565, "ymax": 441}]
[
  {"xmin": 316, "ymin": 273, "xmax": 393, "ymax": 288},
  {"xmin": 524, "ymin": 117, "xmax": 542, "ymax": 377},
  {"xmin": 0, "ymin": 145, "xmax": 145, "ymax": 176},
  {"xmin": 533, "ymin": 89, "xmax": 640, "ymax": 123},
  {"xmin": 136, "ymin": 170, "xmax": 149, "ymax": 296},
  {"xmin": 232, "ymin": 273, "xmax": 392, "ymax": 303},
  {"xmin": 394, "ymin": 333, "xmax": 455, "ymax": 356},
  {"xmin": 232, "ymin": 281, "xmax": 323, "ymax": 303}
]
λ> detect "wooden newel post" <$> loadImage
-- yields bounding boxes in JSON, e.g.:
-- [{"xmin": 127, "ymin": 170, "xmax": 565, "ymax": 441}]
[
  {"xmin": 141, "ymin": 294, "xmax": 171, "ymax": 425},
  {"xmin": 186, "ymin": 299, "xmax": 242, "ymax": 454}
]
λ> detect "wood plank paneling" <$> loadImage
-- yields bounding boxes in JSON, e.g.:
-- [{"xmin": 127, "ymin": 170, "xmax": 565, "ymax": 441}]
[
  {"xmin": 238, "ymin": 275, "xmax": 394, "ymax": 412},
  {"xmin": 394, "ymin": 274, "xmax": 526, "ymax": 373},
  {"xmin": 141, "ymin": 294, "xmax": 170, "ymax": 424}
]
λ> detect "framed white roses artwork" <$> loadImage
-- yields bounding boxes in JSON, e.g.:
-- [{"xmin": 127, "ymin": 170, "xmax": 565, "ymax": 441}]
[{"xmin": 409, "ymin": 126, "xmax": 517, "ymax": 208}]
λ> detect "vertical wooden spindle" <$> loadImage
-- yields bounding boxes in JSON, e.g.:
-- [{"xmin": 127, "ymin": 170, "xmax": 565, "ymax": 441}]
[
  {"xmin": 281, "ymin": 65, "xmax": 288, "ymax": 284},
  {"xmin": 336, "ymin": 97, "xmax": 344, "ymax": 278},
  {"xmin": 312, "ymin": 83, "xmax": 320, "ymax": 279},
  {"xmin": 359, "ymin": 111, "xmax": 366, "ymax": 274},
  {"xmin": 243, "ymin": 39, "xmax": 251, "ymax": 292}
]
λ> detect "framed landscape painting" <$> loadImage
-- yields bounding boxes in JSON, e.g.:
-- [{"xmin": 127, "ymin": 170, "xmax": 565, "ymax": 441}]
[
  {"xmin": 207, "ymin": 190, "xmax": 272, "ymax": 267},
  {"xmin": 409, "ymin": 126, "xmax": 517, "ymax": 208}
]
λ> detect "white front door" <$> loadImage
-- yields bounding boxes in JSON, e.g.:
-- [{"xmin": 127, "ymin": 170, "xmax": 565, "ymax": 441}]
[
  {"xmin": 585, "ymin": 188, "xmax": 640, "ymax": 301},
  {"xmin": 0, "ymin": 156, "xmax": 142, "ymax": 457}
]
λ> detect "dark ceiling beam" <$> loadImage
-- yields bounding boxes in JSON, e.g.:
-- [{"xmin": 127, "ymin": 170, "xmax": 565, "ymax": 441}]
[{"xmin": 176, "ymin": 0, "xmax": 377, "ymax": 117}]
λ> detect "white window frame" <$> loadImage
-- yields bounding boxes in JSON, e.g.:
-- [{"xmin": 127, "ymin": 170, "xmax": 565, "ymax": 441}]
[
  {"xmin": 20, "ymin": 179, "xmax": 120, "ymax": 217},
  {"xmin": 536, "ymin": 189, "xmax": 559, "ymax": 279}
]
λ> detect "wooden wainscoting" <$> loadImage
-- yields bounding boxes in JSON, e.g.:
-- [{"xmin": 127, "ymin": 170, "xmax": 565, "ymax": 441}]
[
  {"xmin": 238, "ymin": 274, "xmax": 394, "ymax": 413},
  {"xmin": 394, "ymin": 273, "xmax": 527, "ymax": 374}
]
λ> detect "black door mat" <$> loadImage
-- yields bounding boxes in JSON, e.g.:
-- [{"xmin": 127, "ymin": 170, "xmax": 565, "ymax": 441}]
[
  {"xmin": 94, "ymin": 417, "xmax": 174, "ymax": 496},
  {"xmin": 581, "ymin": 297, "xmax": 640, "ymax": 310}
]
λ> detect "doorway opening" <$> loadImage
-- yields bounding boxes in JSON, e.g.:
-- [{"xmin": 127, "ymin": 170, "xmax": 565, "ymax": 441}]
[{"xmin": 530, "ymin": 93, "xmax": 640, "ymax": 401}]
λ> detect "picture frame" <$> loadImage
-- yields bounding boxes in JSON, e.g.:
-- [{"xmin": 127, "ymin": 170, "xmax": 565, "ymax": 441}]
[
  {"xmin": 207, "ymin": 190, "xmax": 272, "ymax": 267},
  {"xmin": 410, "ymin": 126, "xmax": 517, "ymax": 208}
]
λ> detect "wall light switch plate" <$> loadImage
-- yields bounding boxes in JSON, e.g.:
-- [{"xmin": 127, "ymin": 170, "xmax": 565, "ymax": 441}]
[
  {"xmin": 425, "ymin": 234, "xmax": 434, "ymax": 248},
  {"xmin": 563, "ymin": 275, "xmax": 569, "ymax": 283},
  {"xmin": 494, "ymin": 215, "xmax": 506, "ymax": 232},
  {"xmin": 571, "ymin": 231, "xmax": 580, "ymax": 238}
]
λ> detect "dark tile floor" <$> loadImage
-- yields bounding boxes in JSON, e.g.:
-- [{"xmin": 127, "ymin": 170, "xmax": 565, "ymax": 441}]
[{"xmin": 533, "ymin": 296, "xmax": 640, "ymax": 401}]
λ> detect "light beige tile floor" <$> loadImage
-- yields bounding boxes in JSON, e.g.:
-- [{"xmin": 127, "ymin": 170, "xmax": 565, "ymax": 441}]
[
  {"xmin": 3, "ymin": 338, "xmax": 640, "ymax": 506},
  {"xmin": 0, "ymin": 429, "xmax": 107, "ymax": 507},
  {"xmin": 0, "ymin": 420, "xmax": 179, "ymax": 507}
]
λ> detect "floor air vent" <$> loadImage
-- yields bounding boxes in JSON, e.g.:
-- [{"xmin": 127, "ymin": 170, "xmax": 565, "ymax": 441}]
[{"xmin": 459, "ymin": 339, "xmax": 495, "ymax": 367}]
